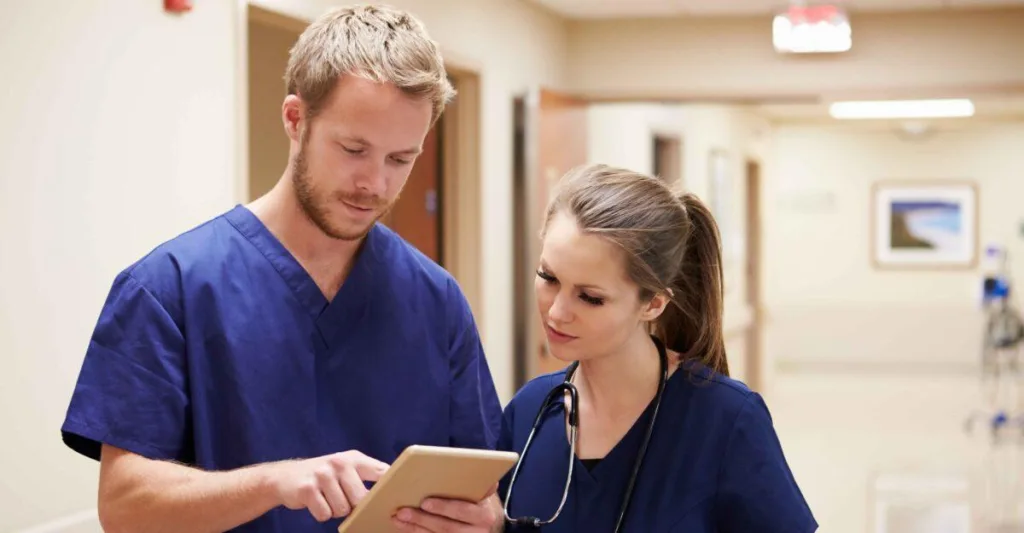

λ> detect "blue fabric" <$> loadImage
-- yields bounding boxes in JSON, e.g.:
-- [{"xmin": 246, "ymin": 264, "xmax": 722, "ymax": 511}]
[
  {"xmin": 498, "ymin": 363, "xmax": 817, "ymax": 533},
  {"xmin": 61, "ymin": 205, "xmax": 502, "ymax": 532}
]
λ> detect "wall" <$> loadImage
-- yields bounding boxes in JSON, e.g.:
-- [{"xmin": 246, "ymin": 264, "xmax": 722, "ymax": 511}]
[
  {"xmin": 567, "ymin": 8, "xmax": 1024, "ymax": 100},
  {"xmin": 252, "ymin": 0, "xmax": 570, "ymax": 406},
  {"xmin": 0, "ymin": 1, "xmax": 242, "ymax": 531},
  {"xmin": 1, "ymin": 0, "xmax": 568, "ymax": 531},
  {"xmin": 585, "ymin": 102, "xmax": 771, "ymax": 384},
  {"xmin": 765, "ymin": 122, "xmax": 1024, "ymax": 372}
]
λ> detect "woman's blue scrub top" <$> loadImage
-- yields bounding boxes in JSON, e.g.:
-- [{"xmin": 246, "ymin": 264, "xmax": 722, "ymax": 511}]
[
  {"xmin": 498, "ymin": 363, "xmax": 817, "ymax": 533},
  {"xmin": 60, "ymin": 205, "xmax": 502, "ymax": 532}
]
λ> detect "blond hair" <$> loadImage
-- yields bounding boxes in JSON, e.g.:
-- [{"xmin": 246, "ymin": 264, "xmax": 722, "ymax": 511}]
[
  {"xmin": 544, "ymin": 164, "xmax": 729, "ymax": 376},
  {"xmin": 284, "ymin": 4, "xmax": 455, "ymax": 124}
]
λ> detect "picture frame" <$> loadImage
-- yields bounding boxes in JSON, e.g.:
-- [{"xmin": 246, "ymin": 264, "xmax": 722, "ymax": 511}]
[{"xmin": 871, "ymin": 180, "xmax": 978, "ymax": 269}]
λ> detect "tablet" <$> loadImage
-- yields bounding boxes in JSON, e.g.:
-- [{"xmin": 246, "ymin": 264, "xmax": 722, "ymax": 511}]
[{"xmin": 337, "ymin": 445, "xmax": 520, "ymax": 533}]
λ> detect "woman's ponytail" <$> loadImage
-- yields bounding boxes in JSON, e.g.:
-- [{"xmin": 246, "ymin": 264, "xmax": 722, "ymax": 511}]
[{"xmin": 658, "ymin": 193, "xmax": 729, "ymax": 376}]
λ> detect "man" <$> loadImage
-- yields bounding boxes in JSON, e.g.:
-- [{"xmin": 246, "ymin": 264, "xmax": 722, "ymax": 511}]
[{"xmin": 60, "ymin": 5, "xmax": 503, "ymax": 532}]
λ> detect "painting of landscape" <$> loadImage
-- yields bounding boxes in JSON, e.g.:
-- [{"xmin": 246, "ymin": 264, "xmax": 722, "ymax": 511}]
[
  {"xmin": 873, "ymin": 182, "xmax": 977, "ymax": 268},
  {"xmin": 889, "ymin": 201, "xmax": 963, "ymax": 251}
]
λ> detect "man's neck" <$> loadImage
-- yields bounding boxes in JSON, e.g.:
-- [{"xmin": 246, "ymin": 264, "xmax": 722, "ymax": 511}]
[
  {"xmin": 246, "ymin": 179, "xmax": 363, "ymax": 301},
  {"xmin": 574, "ymin": 330, "xmax": 662, "ymax": 417}
]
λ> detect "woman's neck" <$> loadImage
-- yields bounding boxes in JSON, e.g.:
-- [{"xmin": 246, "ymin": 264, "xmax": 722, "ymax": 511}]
[{"xmin": 573, "ymin": 330, "xmax": 662, "ymax": 416}]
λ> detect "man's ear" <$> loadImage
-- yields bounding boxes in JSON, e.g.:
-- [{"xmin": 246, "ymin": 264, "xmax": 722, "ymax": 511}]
[
  {"xmin": 282, "ymin": 95, "xmax": 305, "ymax": 142},
  {"xmin": 641, "ymin": 291, "xmax": 671, "ymax": 323}
]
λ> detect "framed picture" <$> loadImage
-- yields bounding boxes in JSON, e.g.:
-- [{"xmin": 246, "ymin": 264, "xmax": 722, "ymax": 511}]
[{"xmin": 871, "ymin": 181, "xmax": 978, "ymax": 269}]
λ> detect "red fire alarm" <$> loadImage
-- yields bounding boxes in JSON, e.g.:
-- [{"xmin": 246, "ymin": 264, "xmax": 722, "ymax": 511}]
[{"xmin": 165, "ymin": 0, "xmax": 193, "ymax": 13}]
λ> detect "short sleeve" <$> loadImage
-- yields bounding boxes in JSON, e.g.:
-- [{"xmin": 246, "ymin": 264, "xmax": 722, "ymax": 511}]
[
  {"xmin": 61, "ymin": 271, "xmax": 190, "ymax": 462},
  {"xmin": 445, "ymin": 278, "xmax": 502, "ymax": 450},
  {"xmin": 715, "ymin": 393, "xmax": 817, "ymax": 533}
]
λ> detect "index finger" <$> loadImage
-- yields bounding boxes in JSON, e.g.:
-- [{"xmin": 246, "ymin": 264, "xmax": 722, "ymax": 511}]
[
  {"xmin": 352, "ymin": 455, "xmax": 390, "ymax": 481},
  {"xmin": 332, "ymin": 451, "xmax": 390, "ymax": 481}
]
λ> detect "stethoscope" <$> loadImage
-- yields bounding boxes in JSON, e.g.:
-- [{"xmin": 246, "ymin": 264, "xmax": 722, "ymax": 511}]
[{"xmin": 503, "ymin": 335, "xmax": 669, "ymax": 532}]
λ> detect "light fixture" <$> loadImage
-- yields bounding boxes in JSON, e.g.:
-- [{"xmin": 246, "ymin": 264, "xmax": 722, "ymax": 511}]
[
  {"xmin": 828, "ymin": 99, "xmax": 975, "ymax": 119},
  {"xmin": 773, "ymin": 4, "xmax": 851, "ymax": 54}
]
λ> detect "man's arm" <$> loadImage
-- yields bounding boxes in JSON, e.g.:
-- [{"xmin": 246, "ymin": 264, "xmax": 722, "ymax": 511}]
[{"xmin": 98, "ymin": 445, "xmax": 389, "ymax": 533}]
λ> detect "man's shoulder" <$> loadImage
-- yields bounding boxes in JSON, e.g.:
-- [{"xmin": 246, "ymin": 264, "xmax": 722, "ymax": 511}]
[
  {"xmin": 120, "ymin": 207, "xmax": 240, "ymax": 301},
  {"xmin": 372, "ymin": 223, "xmax": 465, "ymax": 306}
]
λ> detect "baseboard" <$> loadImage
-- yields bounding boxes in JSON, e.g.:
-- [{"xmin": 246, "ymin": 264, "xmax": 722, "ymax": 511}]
[{"xmin": 14, "ymin": 509, "xmax": 100, "ymax": 533}]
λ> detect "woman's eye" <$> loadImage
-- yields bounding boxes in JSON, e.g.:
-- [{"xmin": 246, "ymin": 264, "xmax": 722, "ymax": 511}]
[
  {"xmin": 390, "ymin": 156, "xmax": 412, "ymax": 165},
  {"xmin": 342, "ymin": 146, "xmax": 364, "ymax": 155},
  {"xmin": 536, "ymin": 270, "xmax": 556, "ymax": 283},
  {"xmin": 579, "ymin": 293, "xmax": 604, "ymax": 306}
]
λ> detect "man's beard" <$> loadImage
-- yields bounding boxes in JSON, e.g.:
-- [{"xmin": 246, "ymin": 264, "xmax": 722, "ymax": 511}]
[{"xmin": 291, "ymin": 137, "xmax": 391, "ymax": 241}]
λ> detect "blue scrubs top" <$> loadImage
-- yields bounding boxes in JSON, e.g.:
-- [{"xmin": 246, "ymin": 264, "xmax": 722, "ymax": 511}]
[
  {"xmin": 61, "ymin": 205, "xmax": 502, "ymax": 532},
  {"xmin": 498, "ymin": 362, "xmax": 817, "ymax": 533}
]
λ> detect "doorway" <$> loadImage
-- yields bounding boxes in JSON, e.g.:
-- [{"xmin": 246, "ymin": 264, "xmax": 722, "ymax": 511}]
[
  {"xmin": 744, "ymin": 159, "xmax": 763, "ymax": 392},
  {"xmin": 652, "ymin": 134, "xmax": 682, "ymax": 184}
]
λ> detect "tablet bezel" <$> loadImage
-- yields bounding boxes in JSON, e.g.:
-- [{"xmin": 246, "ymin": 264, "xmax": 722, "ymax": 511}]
[{"xmin": 337, "ymin": 445, "xmax": 520, "ymax": 533}]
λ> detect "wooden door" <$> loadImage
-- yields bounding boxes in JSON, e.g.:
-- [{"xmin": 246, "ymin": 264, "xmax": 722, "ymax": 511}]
[
  {"xmin": 383, "ymin": 122, "xmax": 442, "ymax": 263},
  {"xmin": 518, "ymin": 87, "xmax": 590, "ymax": 381}
]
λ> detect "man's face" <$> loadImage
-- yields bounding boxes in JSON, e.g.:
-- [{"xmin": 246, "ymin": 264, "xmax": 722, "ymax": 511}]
[{"xmin": 289, "ymin": 76, "xmax": 433, "ymax": 241}]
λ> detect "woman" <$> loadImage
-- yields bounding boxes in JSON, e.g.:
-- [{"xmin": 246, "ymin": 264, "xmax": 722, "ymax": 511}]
[{"xmin": 497, "ymin": 164, "xmax": 816, "ymax": 532}]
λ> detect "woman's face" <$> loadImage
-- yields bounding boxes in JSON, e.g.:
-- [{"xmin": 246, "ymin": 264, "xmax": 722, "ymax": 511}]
[{"xmin": 535, "ymin": 211, "xmax": 668, "ymax": 363}]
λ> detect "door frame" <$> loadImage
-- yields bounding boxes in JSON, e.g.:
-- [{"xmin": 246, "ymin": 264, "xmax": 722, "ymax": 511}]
[
  {"xmin": 440, "ymin": 62, "xmax": 484, "ymax": 324},
  {"xmin": 743, "ymin": 159, "xmax": 764, "ymax": 392}
]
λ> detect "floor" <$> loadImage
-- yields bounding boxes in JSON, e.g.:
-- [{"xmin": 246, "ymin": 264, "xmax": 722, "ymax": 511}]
[{"xmin": 768, "ymin": 368, "xmax": 1024, "ymax": 533}]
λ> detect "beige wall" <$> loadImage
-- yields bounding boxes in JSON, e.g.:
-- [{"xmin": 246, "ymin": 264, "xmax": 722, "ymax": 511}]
[
  {"xmin": 765, "ymin": 122, "xmax": 1024, "ymax": 371},
  {"xmin": 0, "ymin": 1, "xmax": 243, "ymax": 531},
  {"xmin": 567, "ymin": 8, "xmax": 1024, "ymax": 100}
]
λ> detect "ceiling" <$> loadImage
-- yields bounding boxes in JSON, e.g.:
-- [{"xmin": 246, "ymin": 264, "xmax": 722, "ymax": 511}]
[{"xmin": 525, "ymin": 0, "xmax": 1024, "ymax": 18}]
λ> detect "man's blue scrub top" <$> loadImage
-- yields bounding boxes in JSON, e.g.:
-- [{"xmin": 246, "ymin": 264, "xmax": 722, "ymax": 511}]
[
  {"xmin": 61, "ymin": 205, "xmax": 502, "ymax": 532},
  {"xmin": 498, "ymin": 363, "xmax": 817, "ymax": 533}
]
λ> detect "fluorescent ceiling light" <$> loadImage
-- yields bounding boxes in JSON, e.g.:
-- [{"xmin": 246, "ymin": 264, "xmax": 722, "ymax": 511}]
[{"xmin": 829, "ymin": 99, "xmax": 975, "ymax": 119}]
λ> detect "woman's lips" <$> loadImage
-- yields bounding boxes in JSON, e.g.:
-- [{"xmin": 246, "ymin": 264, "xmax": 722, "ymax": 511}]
[{"xmin": 545, "ymin": 323, "xmax": 578, "ymax": 344}]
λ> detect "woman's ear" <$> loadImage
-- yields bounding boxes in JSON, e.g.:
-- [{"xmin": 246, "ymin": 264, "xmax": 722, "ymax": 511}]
[{"xmin": 640, "ymin": 290, "xmax": 671, "ymax": 322}]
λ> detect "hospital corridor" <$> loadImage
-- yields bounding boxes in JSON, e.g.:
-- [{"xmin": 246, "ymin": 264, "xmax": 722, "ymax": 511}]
[{"xmin": 2, "ymin": 0, "xmax": 1024, "ymax": 532}]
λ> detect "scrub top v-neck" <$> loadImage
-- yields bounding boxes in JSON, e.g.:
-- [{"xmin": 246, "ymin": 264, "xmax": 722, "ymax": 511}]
[
  {"xmin": 498, "ymin": 364, "xmax": 817, "ymax": 533},
  {"xmin": 61, "ymin": 205, "xmax": 502, "ymax": 532}
]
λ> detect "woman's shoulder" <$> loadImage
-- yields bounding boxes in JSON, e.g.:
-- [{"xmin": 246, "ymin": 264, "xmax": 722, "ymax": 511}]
[
  {"xmin": 670, "ymin": 359, "xmax": 766, "ymax": 421},
  {"xmin": 502, "ymin": 367, "xmax": 569, "ymax": 418}
]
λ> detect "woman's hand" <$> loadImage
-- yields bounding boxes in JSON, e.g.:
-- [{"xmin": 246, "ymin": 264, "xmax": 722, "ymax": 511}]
[{"xmin": 392, "ymin": 486, "xmax": 503, "ymax": 533}]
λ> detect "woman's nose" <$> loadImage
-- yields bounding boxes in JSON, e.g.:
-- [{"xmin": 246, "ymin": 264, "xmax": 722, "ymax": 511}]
[{"xmin": 547, "ymin": 291, "xmax": 573, "ymax": 323}]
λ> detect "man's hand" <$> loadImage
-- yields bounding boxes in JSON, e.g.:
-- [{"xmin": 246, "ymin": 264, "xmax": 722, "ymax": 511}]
[
  {"xmin": 392, "ymin": 486, "xmax": 503, "ymax": 533},
  {"xmin": 266, "ymin": 450, "xmax": 390, "ymax": 522}
]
